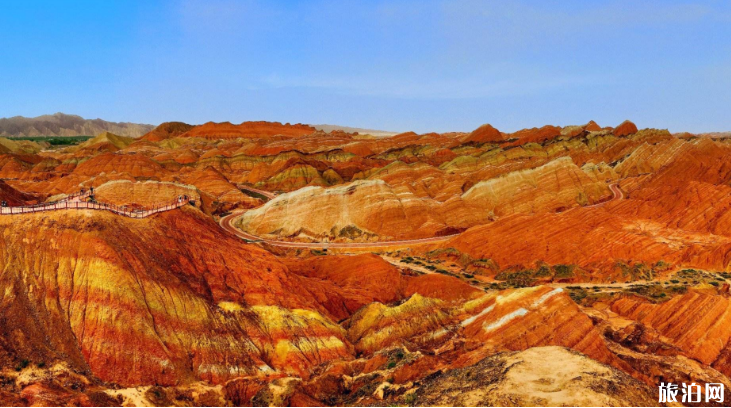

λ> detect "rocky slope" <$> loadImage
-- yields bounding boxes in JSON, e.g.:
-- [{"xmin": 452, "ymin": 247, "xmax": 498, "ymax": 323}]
[
  {"xmin": 0, "ymin": 180, "xmax": 39, "ymax": 205},
  {"xmin": 409, "ymin": 347, "xmax": 657, "ymax": 407}
]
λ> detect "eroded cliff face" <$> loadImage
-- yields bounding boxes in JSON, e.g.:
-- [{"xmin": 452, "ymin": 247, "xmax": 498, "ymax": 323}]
[{"xmin": 610, "ymin": 292, "xmax": 731, "ymax": 377}]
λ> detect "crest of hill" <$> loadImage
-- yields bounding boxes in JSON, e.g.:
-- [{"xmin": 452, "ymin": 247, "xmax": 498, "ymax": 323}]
[
  {"xmin": 180, "ymin": 121, "xmax": 316, "ymax": 139},
  {"xmin": 77, "ymin": 131, "xmax": 135, "ymax": 150},
  {"xmin": 140, "ymin": 122, "xmax": 195, "ymax": 142},
  {"xmin": 461, "ymin": 123, "xmax": 506, "ymax": 144},
  {"xmin": 0, "ymin": 136, "xmax": 43, "ymax": 154},
  {"xmin": 613, "ymin": 120, "xmax": 638, "ymax": 137},
  {"xmin": 0, "ymin": 112, "xmax": 153, "ymax": 137}
]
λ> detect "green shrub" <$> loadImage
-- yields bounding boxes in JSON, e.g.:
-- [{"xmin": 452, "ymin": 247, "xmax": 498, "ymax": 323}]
[
  {"xmin": 554, "ymin": 264, "xmax": 574, "ymax": 278},
  {"xmin": 15, "ymin": 359, "xmax": 30, "ymax": 372}
]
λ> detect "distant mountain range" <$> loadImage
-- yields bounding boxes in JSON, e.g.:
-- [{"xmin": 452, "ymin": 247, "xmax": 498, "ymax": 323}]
[
  {"xmin": 312, "ymin": 124, "xmax": 398, "ymax": 137},
  {"xmin": 0, "ymin": 113, "xmax": 154, "ymax": 138}
]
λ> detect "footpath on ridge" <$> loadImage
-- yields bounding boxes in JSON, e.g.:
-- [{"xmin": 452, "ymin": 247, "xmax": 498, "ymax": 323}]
[{"xmin": 0, "ymin": 190, "xmax": 194, "ymax": 218}]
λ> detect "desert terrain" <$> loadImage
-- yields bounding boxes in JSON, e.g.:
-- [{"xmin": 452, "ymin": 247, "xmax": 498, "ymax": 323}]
[{"xmin": 1, "ymin": 119, "xmax": 731, "ymax": 406}]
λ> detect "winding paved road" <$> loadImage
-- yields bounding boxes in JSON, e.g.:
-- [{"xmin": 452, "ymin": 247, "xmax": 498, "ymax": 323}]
[
  {"xmin": 586, "ymin": 183, "xmax": 623, "ymax": 208},
  {"xmin": 219, "ymin": 210, "xmax": 459, "ymax": 248},
  {"xmin": 236, "ymin": 185, "xmax": 278, "ymax": 200},
  {"xmin": 219, "ymin": 183, "xmax": 624, "ymax": 249}
]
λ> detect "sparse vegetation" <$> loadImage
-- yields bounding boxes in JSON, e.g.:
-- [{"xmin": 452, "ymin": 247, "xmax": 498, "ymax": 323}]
[
  {"xmin": 11, "ymin": 135, "xmax": 93, "ymax": 145},
  {"xmin": 495, "ymin": 270, "xmax": 536, "ymax": 288},
  {"xmin": 14, "ymin": 359, "xmax": 30, "ymax": 372}
]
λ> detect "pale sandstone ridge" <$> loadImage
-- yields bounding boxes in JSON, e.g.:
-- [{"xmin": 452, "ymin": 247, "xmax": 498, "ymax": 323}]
[
  {"xmin": 74, "ymin": 131, "xmax": 135, "ymax": 151},
  {"xmin": 411, "ymin": 347, "xmax": 657, "ymax": 407},
  {"xmin": 237, "ymin": 179, "xmax": 445, "ymax": 240},
  {"xmin": 461, "ymin": 156, "xmax": 612, "ymax": 214},
  {"xmin": 0, "ymin": 137, "xmax": 44, "ymax": 154},
  {"xmin": 237, "ymin": 157, "xmax": 612, "ymax": 242}
]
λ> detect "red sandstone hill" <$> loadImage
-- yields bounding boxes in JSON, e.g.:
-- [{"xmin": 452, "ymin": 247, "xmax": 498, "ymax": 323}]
[
  {"xmin": 0, "ymin": 180, "xmax": 38, "ymax": 205},
  {"xmin": 460, "ymin": 124, "xmax": 505, "ymax": 144},
  {"xmin": 0, "ymin": 207, "xmax": 360, "ymax": 387},
  {"xmin": 139, "ymin": 121, "xmax": 195, "ymax": 142},
  {"xmin": 613, "ymin": 120, "xmax": 638, "ymax": 137}
]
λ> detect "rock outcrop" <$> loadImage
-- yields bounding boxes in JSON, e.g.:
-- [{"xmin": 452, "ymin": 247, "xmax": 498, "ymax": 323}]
[
  {"xmin": 410, "ymin": 347, "xmax": 657, "ymax": 407},
  {"xmin": 613, "ymin": 120, "xmax": 638, "ymax": 137}
]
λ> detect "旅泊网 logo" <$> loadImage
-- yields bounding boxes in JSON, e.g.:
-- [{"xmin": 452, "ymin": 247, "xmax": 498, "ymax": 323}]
[{"xmin": 659, "ymin": 382, "xmax": 724, "ymax": 404}]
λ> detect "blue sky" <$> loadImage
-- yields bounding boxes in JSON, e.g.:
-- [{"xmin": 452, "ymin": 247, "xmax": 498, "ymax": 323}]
[{"xmin": 1, "ymin": 0, "xmax": 730, "ymax": 133}]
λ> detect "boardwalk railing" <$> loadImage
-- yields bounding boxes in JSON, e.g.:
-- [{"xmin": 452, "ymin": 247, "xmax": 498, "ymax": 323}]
[{"xmin": 0, "ymin": 194, "xmax": 194, "ymax": 218}]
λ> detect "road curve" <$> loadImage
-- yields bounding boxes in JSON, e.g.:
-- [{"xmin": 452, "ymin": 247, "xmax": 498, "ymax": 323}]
[
  {"xmin": 584, "ymin": 183, "xmax": 623, "ymax": 208},
  {"xmin": 219, "ymin": 210, "xmax": 458, "ymax": 248},
  {"xmin": 219, "ymin": 183, "xmax": 623, "ymax": 249}
]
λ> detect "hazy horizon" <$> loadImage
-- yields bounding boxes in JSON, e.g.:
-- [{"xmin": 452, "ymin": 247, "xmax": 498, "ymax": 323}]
[{"xmin": 2, "ymin": 0, "xmax": 730, "ymax": 134}]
